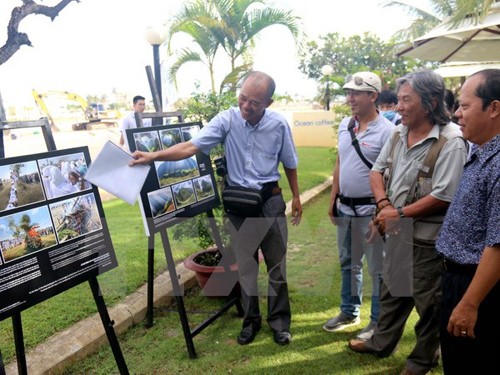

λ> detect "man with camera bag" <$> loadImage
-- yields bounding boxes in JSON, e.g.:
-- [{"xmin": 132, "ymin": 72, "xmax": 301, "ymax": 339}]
[{"xmin": 130, "ymin": 71, "xmax": 302, "ymax": 346}]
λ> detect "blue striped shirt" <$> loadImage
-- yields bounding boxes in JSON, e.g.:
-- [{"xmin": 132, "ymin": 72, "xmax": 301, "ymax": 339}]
[
  {"xmin": 191, "ymin": 107, "xmax": 298, "ymax": 190},
  {"xmin": 436, "ymin": 135, "xmax": 500, "ymax": 264}
]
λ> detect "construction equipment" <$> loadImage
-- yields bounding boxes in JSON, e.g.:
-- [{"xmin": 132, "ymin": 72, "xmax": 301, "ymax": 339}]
[{"xmin": 31, "ymin": 89, "xmax": 118, "ymax": 131}]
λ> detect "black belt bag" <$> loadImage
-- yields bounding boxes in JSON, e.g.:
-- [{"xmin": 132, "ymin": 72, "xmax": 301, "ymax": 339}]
[
  {"xmin": 222, "ymin": 182, "xmax": 280, "ymax": 217},
  {"xmin": 222, "ymin": 186, "xmax": 264, "ymax": 217}
]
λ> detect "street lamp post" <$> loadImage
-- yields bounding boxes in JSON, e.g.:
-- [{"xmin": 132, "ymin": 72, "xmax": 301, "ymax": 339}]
[
  {"xmin": 145, "ymin": 27, "xmax": 167, "ymax": 112},
  {"xmin": 321, "ymin": 65, "xmax": 333, "ymax": 111}
]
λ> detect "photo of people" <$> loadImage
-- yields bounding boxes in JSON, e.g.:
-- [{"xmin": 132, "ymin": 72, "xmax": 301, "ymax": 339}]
[
  {"xmin": 133, "ymin": 131, "xmax": 161, "ymax": 152},
  {"xmin": 193, "ymin": 175, "xmax": 215, "ymax": 201},
  {"xmin": 155, "ymin": 156, "xmax": 200, "ymax": 187},
  {"xmin": 159, "ymin": 128, "xmax": 182, "ymax": 149},
  {"xmin": 0, "ymin": 161, "xmax": 44, "ymax": 212},
  {"xmin": 181, "ymin": 125, "xmax": 200, "ymax": 142},
  {"xmin": 38, "ymin": 152, "xmax": 90, "ymax": 199},
  {"xmin": 0, "ymin": 206, "xmax": 56, "ymax": 262},
  {"xmin": 148, "ymin": 187, "xmax": 176, "ymax": 218},
  {"xmin": 172, "ymin": 180, "xmax": 196, "ymax": 209},
  {"xmin": 49, "ymin": 193, "xmax": 102, "ymax": 243}
]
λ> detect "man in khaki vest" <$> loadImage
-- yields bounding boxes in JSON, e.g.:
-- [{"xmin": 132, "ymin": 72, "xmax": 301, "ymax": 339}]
[{"xmin": 349, "ymin": 70, "xmax": 468, "ymax": 375}]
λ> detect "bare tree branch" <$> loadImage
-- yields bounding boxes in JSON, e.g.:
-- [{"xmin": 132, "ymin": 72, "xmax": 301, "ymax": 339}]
[{"xmin": 0, "ymin": 0, "xmax": 80, "ymax": 65}]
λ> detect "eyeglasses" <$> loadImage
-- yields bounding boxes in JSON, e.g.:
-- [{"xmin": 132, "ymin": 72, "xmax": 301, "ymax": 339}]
[{"xmin": 345, "ymin": 75, "xmax": 378, "ymax": 92}]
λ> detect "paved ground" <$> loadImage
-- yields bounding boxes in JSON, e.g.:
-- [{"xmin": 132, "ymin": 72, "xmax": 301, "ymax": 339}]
[{"xmin": 4, "ymin": 177, "xmax": 333, "ymax": 374}]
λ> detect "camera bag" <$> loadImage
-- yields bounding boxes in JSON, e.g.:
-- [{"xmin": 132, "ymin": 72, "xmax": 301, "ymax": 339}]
[{"xmin": 222, "ymin": 186, "xmax": 263, "ymax": 217}]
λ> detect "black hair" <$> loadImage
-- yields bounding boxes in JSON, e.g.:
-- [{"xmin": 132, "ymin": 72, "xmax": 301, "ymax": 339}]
[
  {"xmin": 133, "ymin": 95, "xmax": 145, "ymax": 104},
  {"xmin": 470, "ymin": 69, "xmax": 500, "ymax": 110},
  {"xmin": 378, "ymin": 89, "xmax": 398, "ymax": 105}
]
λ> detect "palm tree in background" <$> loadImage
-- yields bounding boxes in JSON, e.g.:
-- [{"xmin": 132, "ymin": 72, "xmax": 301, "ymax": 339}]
[
  {"xmin": 384, "ymin": 0, "xmax": 498, "ymax": 41},
  {"xmin": 166, "ymin": 0, "xmax": 302, "ymax": 93}
]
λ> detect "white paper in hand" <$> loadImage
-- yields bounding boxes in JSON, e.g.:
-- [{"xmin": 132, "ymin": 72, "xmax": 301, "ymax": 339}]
[{"xmin": 85, "ymin": 141, "xmax": 151, "ymax": 205}]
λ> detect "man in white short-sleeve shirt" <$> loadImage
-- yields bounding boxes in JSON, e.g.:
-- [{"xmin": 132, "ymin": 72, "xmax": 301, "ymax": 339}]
[{"xmin": 119, "ymin": 95, "xmax": 152, "ymax": 150}]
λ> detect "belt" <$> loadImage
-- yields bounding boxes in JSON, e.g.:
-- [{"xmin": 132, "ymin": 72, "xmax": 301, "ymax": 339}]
[
  {"xmin": 338, "ymin": 194, "xmax": 376, "ymax": 206},
  {"xmin": 442, "ymin": 258, "xmax": 477, "ymax": 276}
]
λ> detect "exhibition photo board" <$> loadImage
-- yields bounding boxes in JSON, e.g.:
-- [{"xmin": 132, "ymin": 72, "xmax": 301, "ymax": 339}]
[
  {"xmin": 126, "ymin": 122, "xmax": 220, "ymax": 234},
  {"xmin": 0, "ymin": 147, "xmax": 117, "ymax": 321}
]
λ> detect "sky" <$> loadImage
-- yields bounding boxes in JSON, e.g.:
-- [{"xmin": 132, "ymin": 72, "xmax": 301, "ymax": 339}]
[{"xmin": 0, "ymin": 0, "xmax": 427, "ymax": 109}]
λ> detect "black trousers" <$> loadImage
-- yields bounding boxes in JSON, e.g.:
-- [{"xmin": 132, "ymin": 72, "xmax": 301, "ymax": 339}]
[
  {"xmin": 440, "ymin": 268, "xmax": 500, "ymax": 374},
  {"xmin": 226, "ymin": 193, "xmax": 291, "ymax": 332}
]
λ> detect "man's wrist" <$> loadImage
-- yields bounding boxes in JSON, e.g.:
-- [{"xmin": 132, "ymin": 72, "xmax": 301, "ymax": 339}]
[{"xmin": 397, "ymin": 206, "xmax": 405, "ymax": 218}]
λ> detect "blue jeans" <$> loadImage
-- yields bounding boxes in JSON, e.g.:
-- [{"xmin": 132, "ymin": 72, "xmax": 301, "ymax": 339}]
[{"xmin": 336, "ymin": 211, "xmax": 383, "ymax": 322}]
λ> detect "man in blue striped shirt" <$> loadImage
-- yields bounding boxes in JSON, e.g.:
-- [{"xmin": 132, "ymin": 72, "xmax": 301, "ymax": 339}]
[{"xmin": 130, "ymin": 71, "xmax": 302, "ymax": 346}]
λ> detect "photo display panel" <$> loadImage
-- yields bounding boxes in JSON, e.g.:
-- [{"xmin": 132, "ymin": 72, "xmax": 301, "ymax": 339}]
[
  {"xmin": 127, "ymin": 122, "xmax": 220, "ymax": 233},
  {"xmin": 0, "ymin": 147, "xmax": 117, "ymax": 321}
]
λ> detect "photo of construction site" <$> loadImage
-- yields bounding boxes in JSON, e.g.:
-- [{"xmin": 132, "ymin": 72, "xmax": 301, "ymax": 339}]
[
  {"xmin": 0, "ymin": 206, "xmax": 56, "ymax": 263},
  {"xmin": 49, "ymin": 193, "xmax": 102, "ymax": 243},
  {"xmin": 0, "ymin": 161, "xmax": 44, "ymax": 212}
]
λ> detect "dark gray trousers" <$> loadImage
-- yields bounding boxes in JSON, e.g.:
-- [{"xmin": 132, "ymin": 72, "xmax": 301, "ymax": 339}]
[
  {"xmin": 227, "ymin": 193, "xmax": 291, "ymax": 332},
  {"xmin": 365, "ymin": 237, "xmax": 442, "ymax": 375}
]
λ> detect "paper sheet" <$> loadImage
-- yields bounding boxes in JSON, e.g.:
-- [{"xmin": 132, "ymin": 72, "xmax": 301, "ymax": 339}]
[{"xmin": 85, "ymin": 141, "xmax": 151, "ymax": 205}]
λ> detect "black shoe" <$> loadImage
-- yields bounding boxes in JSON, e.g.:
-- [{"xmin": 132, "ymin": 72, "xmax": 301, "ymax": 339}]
[
  {"xmin": 273, "ymin": 330, "xmax": 291, "ymax": 345},
  {"xmin": 237, "ymin": 322, "xmax": 261, "ymax": 345}
]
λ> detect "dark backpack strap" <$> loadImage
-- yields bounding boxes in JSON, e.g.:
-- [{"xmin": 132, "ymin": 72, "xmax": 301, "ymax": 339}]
[{"xmin": 347, "ymin": 117, "xmax": 373, "ymax": 169}]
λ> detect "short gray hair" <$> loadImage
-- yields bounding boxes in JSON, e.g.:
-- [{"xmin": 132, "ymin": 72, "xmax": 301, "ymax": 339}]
[{"xmin": 396, "ymin": 70, "xmax": 450, "ymax": 126}]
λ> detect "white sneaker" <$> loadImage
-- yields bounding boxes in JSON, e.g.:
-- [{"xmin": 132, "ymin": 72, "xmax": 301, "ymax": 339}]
[
  {"xmin": 356, "ymin": 321, "xmax": 377, "ymax": 341},
  {"xmin": 323, "ymin": 312, "xmax": 361, "ymax": 332}
]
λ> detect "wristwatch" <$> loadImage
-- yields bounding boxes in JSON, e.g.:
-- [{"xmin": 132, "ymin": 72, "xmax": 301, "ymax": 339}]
[{"xmin": 397, "ymin": 206, "xmax": 405, "ymax": 218}]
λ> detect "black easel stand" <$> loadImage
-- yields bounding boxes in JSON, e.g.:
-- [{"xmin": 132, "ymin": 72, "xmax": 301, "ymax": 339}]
[
  {"xmin": 0, "ymin": 348, "xmax": 5, "ymax": 375},
  {"xmin": 88, "ymin": 277, "xmax": 129, "ymax": 374},
  {"xmin": 145, "ymin": 210, "xmax": 243, "ymax": 359},
  {"xmin": 0, "ymin": 118, "xmax": 128, "ymax": 374}
]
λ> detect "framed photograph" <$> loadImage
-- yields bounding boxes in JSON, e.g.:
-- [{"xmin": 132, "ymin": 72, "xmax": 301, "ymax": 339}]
[
  {"xmin": 0, "ymin": 147, "xmax": 117, "ymax": 321},
  {"xmin": 126, "ymin": 122, "xmax": 220, "ymax": 233}
]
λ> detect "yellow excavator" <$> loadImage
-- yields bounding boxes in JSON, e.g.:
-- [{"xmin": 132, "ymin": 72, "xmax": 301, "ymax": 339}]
[{"xmin": 31, "ymin": 89, "xmax": 118, "ymax": 131}]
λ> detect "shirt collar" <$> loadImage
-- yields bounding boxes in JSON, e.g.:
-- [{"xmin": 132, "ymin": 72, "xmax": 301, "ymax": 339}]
[{"xmin": 474, "ymin": 134, "xmax": 500, "ymax": 164}]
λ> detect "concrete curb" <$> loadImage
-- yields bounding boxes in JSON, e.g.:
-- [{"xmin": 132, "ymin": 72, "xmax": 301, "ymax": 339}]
[{"xmin": 6, "ymin": 177, "xmax": 332, "ymax": 374}]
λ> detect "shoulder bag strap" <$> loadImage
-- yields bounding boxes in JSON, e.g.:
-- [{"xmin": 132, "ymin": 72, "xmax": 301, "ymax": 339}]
[{"xmin": 347, "ymin": 117, "xmax": 373, "ymax": 169}]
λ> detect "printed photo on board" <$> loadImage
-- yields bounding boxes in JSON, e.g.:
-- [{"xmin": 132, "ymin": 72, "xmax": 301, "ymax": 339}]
[
  {"xmin": 193, "ymin": 175, "xmax": 215, "ymax": 201},
  {"xmin": 148, "ymin": 187, "xmax": 176, "ymax": 218},
  {"xmin": 38, "ymin": 152, "xmax": 91, "ymax": 199},
  {"xmin": 181, "ymin": 125, "xmax": 200, "ymax": 142},
  {"xmin": 172, "ymin": 180, "xmax": 196, "ymax": 209},
  {"xmin": 155, "ymin": 155, "xmax": 200, "ymax": 187},
  {"xmin": 0, "ymin": 161, "xmax": 44, "ymax": 211},
  {"xmin": 159, "ymin": 128, "xmax": 182, "ymax": 149},
  {"xmin": 50, "ymin": 193, "xmax": 102, "ymax": 243},
  {"xmin": 0, "ymin": 206, "xmax": 56, "ymax": 262},
  {"xmin": 133, "ymin": 131, "xmax": 161, "ymax": 152}
]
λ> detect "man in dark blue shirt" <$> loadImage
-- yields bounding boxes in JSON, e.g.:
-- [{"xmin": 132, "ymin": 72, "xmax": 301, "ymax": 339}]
[{"xmin": 436, "ymin": 69, "xmax": 500, "ymax": 374}]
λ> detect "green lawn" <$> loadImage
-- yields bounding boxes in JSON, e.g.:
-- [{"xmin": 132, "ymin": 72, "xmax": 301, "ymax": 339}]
[
  {"xmin": 64, "ymin": 190, "xmax": 438, "ymax": 375},
  {"xmin": 0, "ymin": 147, "xmax": 334, "ymax": 364},
  {"xmin": 0, "ymin": 145, "xmax": 442, "ymax": 374}
]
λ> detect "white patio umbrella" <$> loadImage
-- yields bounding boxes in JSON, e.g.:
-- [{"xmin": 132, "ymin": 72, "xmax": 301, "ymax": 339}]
[
  {"xmin": 434, "ymin": 61, "xmax": 500, "ymax": 77},
  {"xmin": 397, "ymin": 5, "xmax": 500, "ymax": 63}
]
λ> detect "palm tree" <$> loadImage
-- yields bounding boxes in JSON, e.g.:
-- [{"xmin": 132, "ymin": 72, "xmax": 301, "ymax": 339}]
[
  {"xmin": 383, "ymin": 0, "xmax": 498, "ymax": 41},
  {"xmin": 167, "ymin": 1, "xmax": 222, "ymax": 93},
  {"xmin": 166, "ymin": 0, "xmax": 302, "ymax": 93}
]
